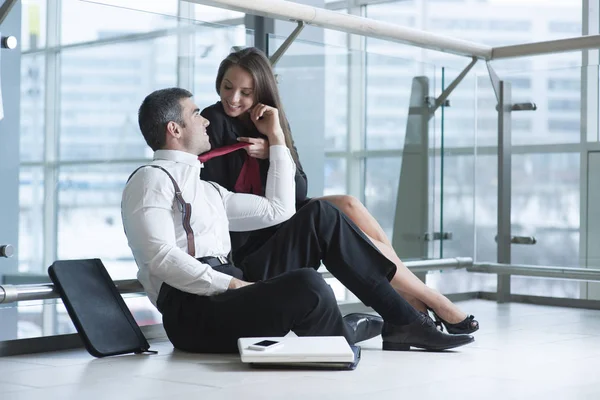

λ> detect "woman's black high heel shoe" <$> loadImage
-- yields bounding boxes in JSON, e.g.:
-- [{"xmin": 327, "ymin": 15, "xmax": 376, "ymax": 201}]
[{"xmin": 429, "ymin": 310, "xmax": 479, "ymax": 334}]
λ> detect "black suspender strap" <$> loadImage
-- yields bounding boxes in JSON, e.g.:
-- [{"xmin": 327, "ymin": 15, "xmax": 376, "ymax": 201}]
[
  {"xmin": 207, "ymin": 181, "xmax": 223, "ymax": 199},
  {"xmin": 127, "ymin": 165, "xmax": 195, "ymax": 257}
]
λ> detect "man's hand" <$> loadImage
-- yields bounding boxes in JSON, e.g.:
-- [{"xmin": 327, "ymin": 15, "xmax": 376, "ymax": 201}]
[
  {"xmin": 228, "ymin": 277, "xmax": 254, "ymax": 290},
  {"xmin": 237, "ymin": 137, "xmax": 270, "ymax": 159},
  {"xmin": 249, "ymin": 103, "xmax": 285, "ymax": 146}
]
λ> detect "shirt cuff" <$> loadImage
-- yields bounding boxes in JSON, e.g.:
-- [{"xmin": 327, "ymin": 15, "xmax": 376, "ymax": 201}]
[
  {"xmin": 211, "ymin": 270, "xmax": 234, "ymax": 293},
  {"xmin": 269, "ymin": 145, "xmax": 292, "ymax": 161}
]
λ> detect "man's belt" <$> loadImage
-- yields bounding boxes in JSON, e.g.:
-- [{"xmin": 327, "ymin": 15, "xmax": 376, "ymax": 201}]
[{"xmin": 197, "ymin": 255, "xmax": 230, "ymax": 267}]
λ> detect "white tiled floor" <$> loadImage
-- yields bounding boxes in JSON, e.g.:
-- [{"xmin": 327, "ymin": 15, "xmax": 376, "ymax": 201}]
[{"xmin": 2, "ymin": 299, "xmax": 600, "ymax": 400}]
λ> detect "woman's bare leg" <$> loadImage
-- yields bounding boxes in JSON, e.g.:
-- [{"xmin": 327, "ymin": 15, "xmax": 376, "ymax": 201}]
[
  {"xmin": 369, "ymin": 234, "xmax": 467, "ymax": 324},
  {"xmin": 317, "ymin": 194, "xmax": 468, "ymax": 324},
  {"xmin": 318, "ymin": 195, "xmax": 392, "ymax": 247}
]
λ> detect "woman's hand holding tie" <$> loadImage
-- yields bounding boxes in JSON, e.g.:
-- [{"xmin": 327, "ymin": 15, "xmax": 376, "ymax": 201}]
[{"xmin": 248, "ymin": 103, "xmax": 285, "ymax": 146}]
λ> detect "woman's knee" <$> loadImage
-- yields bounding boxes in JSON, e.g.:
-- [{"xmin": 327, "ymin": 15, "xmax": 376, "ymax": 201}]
[
  {"xmin": 301, "ymin": 198, "xmax": 344, "ymax": 220},
  {"xmin": 336, "ymin": 195, "xmax": 363, "ymax": 216},
  {"xmin": 315, "ymin": 195, "xmax": 362, "ymax": 215}
]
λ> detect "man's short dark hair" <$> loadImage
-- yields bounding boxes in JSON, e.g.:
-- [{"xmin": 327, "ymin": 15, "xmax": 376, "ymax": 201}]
[{"xmin": 138, "ymin": 88, "xmax": 193, "ymax": 151}]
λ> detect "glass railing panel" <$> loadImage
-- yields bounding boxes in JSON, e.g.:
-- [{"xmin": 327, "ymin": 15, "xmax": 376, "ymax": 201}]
[
  {"xmin": 510, "ymin": 150, "xmax": 580, "ymax": 268},
  {"xmin": 266, "ymin": 33, "xmax": 348, "ymax": 200},
  {"xmin": 363, "ymin": 48, "xmax": 438, "ymax": 256},
  {"xmin": 473, "ymin": 73, "xmax": 499, "ymax": 265},
  {"xmin": 586, "ymin": 152, "xmax": 600, "ymax": 301},
  {"xmin": 473, "ymin": 58, "xmax": 589, "ymax": 299},
  {"xmin": 362, "ymin": 35, "xmax": 442, "ymax": 261},
  {"xmin": 502, "ymin": 62, "xmax": 583, "ymax": 297},
  {"xmin": 434, "ymin": 66, "xmax": 477, "ymax": 259},
  {"xmin": 361, "ymin": 0, "xmax": 585, "ymax": 296},
  {"xmin": 364, "ymin": 156, "xmax": 402, "ymax": 240},
  {"xmin": 364, "ymin": 51, "xmax": 436, "ymax": 152},
  {"xmin": 433, "ymin": 55, "xmax": 588, "ymax": 296},
  {"xmin": 266, "ymin": 34, "xmax": 442, "ymax": 262},
  {"xmin": 428, "ymin": 64, "xmax": 498, "ymax": 294}
]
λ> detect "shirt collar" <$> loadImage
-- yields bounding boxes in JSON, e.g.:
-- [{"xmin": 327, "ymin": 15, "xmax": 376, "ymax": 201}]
[{"xmin": 154, "ymin": 150, "xmax": 201, "ymax": 168}]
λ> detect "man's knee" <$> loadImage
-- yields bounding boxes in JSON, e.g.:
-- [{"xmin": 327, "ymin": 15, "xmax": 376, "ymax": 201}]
[
  {"xmin": 288, "ymin": 269, "xmax": 337, "ymax": 305},
  {"xmin": 293, "ymin": 268, "xmax": 324, "ymax": 286}
]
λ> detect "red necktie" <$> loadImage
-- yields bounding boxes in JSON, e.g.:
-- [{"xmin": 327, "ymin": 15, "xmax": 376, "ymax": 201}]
[{"xmin": 198, "ymin": 142, "xmax": 263, "ymax": 195}]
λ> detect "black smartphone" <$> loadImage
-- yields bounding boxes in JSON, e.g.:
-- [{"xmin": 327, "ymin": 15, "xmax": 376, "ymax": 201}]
[{"xmin": 248, "ymin": 339, "xmax": 283, "ymax": 351}]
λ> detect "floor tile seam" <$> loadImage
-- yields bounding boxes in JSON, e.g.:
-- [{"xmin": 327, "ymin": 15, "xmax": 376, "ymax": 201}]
[
  {"xmin": 0, "ymin": 378, "xmax": 42, "ymax": 389},
  {"xmin": 0, "ymin": 374, "xmax": 217, "ymax": 392},
  {"xmin": 136, "ymin": 375, "xmax": 228, "ymax": 390},
  {"xmin": 0, "ymin": 358, "xmax": 63, "ymax": 367}
]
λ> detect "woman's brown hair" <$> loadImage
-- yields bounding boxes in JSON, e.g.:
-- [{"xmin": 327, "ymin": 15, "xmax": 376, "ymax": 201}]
[{"xmin": 215, "ymin": 47, "xmax": 300, "ymax": 165}]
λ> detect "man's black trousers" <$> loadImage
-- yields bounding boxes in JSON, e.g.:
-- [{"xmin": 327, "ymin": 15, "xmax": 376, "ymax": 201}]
[{"xmin": 158, "ymin": 200, "xmax": 419, "ymax": 353}]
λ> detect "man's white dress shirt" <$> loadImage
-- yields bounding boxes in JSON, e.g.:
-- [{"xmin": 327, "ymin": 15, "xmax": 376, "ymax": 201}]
[{"xmin": 121, "ymin": 146, "xmax": 296, "ymax": 307}]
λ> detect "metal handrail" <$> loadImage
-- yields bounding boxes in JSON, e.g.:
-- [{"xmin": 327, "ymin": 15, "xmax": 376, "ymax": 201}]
[
  {"xmin": 468, "ymin": 263, "xmax": 600, "ymax": 281},
  {"xmin": 492, "ymin": 35, "xmax": 600, "ymax": 60},
  {"xmin": 0, "ymin": 0, "xmax": 18, "ymax": 26},
  {"xmin": 189, "ymin": 0, "xmax": 492, "ymax": 59},
  {"xmin": 0, "ymin": 279, "xmax": 143, "ymax": 304},
  {"xmin": 0, "ymin": 258, "xmax": 472, "ymax": 305},
  {"xmin": 188, "ymin": 0, "xmax": 600, "ymax": 60},
  {"xmin": 4, "ymin": 258, "xmax": 600, "ymax": 305},
  {"xmin": 319, "ymin": 257, "xmax": 472, "ymax": 279}
]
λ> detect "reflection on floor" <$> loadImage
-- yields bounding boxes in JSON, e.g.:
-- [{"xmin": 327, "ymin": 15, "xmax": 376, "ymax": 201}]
[{"xmin": 1, "ymin": 299, "xmax": 600, "ymax": 400}]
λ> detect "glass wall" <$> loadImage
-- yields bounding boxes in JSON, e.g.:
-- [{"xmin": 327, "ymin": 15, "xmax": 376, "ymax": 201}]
[
  {"xmin": 363, "ymin": 51, "xmax": 438, "ymax": 246},
  {"xmin": 360, "ymin": 0, "xmax": 584, "ymax": 297},
  {"xmin": 5, "ymin": 0, "xmax": 599, "ymax": 341},
  {"xmin": 11, "ymin": 0, "xmax": 248, "ymax": 340}
]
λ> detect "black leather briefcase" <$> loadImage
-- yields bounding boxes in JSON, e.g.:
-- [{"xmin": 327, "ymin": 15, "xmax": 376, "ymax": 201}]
[{"xmin": 48, "ymin": 258, "xmax": 155, "ymax": 357}]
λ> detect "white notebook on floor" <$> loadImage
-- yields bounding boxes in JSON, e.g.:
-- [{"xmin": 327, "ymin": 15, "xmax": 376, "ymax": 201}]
[{"xmin": 238, "ymin": 336, "xmax": 359, "ymax": 369}]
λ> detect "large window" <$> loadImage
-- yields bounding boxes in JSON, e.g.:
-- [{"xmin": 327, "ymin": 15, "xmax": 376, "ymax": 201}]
[
  {"xmin": 11, "ymin": 0, "xmax": 600, "ymax": 341},
  {"xmin": 13, "ymin": 0, "xmax": 246, "ymax": 340},
  {"xmin": 359, "ymin": 0, "xmax": 583, "ymax": 297},
  {"xmin": 61, "ymin": 0, "xmax": 179, "ymax": 45}
]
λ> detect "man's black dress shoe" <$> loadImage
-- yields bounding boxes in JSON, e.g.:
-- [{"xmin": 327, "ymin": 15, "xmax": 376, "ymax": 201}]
[
  {"xmin": 343, "ymin": 313, "xmax": 384, "ymax": 344},
  {"xmin": 382, "ymin": 313, "xmax": 474, "ymax": 351}
]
